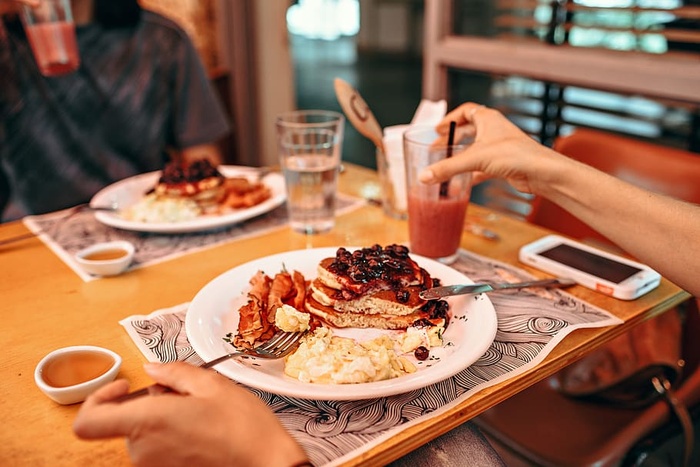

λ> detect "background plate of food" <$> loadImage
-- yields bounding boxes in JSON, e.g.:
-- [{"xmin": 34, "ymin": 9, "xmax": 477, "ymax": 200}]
[
  {"xmin": 90, "ymin": 165, "xmax": 286, "ymax": 234},
  {"xmin": 185, "ymin": 246, "xmax": 498, "ymax": 400}
]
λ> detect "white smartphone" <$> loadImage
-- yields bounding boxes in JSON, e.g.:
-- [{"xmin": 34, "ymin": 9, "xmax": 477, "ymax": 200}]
[{"xmin": 518, "ymin": 235, "xmax": 661, "ymax": 300}]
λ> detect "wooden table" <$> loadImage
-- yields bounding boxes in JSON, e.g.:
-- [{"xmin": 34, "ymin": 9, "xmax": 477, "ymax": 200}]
[{"xmin": 0, "ymin": 164, "xmax": 690, "ymax": 466}]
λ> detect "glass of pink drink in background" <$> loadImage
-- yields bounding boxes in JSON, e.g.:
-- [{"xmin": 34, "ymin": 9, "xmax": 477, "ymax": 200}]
[
  {"xmin": 404, "ymin": 126, "xmax": 473, "ymax": 264},
  {"xmin": 21, "ymin": 0, "xmax": 80, "ymax": 76}
]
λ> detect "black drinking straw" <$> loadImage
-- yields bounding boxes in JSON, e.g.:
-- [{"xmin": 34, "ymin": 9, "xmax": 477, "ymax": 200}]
[{"xmin": 439, "ymin": 121, "xmax": 457, "ymax": 197}]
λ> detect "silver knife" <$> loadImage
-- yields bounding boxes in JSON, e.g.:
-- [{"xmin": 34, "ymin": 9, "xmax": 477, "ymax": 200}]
[{"xmin": 419, "ymin": 278, "xmax": 577, "ymax": 300}]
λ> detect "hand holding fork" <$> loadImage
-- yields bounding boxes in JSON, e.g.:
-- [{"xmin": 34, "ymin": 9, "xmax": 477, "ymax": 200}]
[{"xmin": 115, "ymin": 330, "xmax": 306, "ymax": 402}]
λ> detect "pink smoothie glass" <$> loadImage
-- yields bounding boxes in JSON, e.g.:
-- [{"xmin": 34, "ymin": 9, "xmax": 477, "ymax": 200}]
[
  {"xmin": 21, "ymin": 0, "xmax": 80, "ymax": 76},
  {"xmin": 404, "ymin": 126, "xmax": 473, "ymax": 264}
]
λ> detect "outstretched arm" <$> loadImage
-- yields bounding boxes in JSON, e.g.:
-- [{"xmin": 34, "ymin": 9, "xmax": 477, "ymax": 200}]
[{"xmin": 422, "ymin": 103, "xmax": 700, "ymax": 296}]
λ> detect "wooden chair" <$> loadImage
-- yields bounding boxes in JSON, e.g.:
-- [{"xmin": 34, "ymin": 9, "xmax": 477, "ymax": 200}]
[{"xmin": 475, "ymin": 128, "xmax": 700, "ymax": 466}]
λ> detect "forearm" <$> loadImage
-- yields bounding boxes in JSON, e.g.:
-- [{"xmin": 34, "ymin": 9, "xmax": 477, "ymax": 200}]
[
  {"xmin": 0, "ymin": 5, "xmax": 18, "ymax": 16},
  {"xmin": 430, "ymin": 104, "xmax": 699, "ymax": 295},
  {"xmin": 540, "ymin": 160, "xmax": 700, "ymax": 296},
  {"xmin": 1, "ymin": 0, "xmax": 36, "ymax": 16}
]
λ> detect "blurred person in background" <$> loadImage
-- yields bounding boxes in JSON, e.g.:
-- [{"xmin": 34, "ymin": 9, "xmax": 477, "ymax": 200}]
[{"xmin": 0, "ymin": 0, "xmax": 230, "ymax": 221}]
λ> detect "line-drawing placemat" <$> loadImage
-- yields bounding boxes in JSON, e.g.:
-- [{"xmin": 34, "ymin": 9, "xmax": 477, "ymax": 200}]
[
  {"xmin": 120, "ymin": 248, "xmax": 622, "ymax": 467},
  {"xmin": 22, "ymin": 194, "xmax": 365, "ymax": 282}
]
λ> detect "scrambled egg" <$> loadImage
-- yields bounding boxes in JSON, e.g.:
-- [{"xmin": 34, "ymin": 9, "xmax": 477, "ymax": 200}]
[
  {"xmin": 275, "ymin": 305, "xmax": 311, "ymax": 332},
  {"xmin": 284, "ymin": 327, "xmax": 416, "ymax": 384},
  {"xmin": 276, "ymin": 307, "xmax": 445, "ymax": 385},
  {"xmin": 123, "ymin": 194, "xmax": 201, "ymax": 223},
  {"xmin": 397, "ymin": 319, "xmax": 445, "ymax": 353}
]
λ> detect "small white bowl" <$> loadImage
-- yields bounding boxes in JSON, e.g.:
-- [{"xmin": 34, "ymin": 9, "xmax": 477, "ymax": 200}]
[
  {"xmin": 75, "ymin": 240, "xmax": 135, "ymax": 276},
  {"xmin": 35, "ymin": 345, "xmax": 122, "ymax": 405}
]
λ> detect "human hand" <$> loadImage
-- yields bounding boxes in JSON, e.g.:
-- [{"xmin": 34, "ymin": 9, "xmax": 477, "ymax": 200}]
[
  {"xmin": 73, "ymin": 362, "xmax": 310, "ymax": 467},
  {"xmin": 0, "ymin": 0, "xmax": 38, "ymax": 15},
  {"xmin": 419, "ymin": 102, "xmax": 571, "ymax": 196}
]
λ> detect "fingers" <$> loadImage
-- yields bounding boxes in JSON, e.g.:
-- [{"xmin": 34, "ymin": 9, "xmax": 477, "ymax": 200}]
[
  {"xmin": 11, "ymin": 0, "xmax": 40, "ymax": 6},
  {"xmin": 73, "ymin": 379, "xmax": 139, "ymax": 439},
  {"xmin": 432, "ymin": 125, "xmax": 476, "ymax": 146},
  {"xmin": 436, "ymin": 103, "xmax": 485, "ymax": 134},
  {"xmin": 471, "ymin": 171, "xmax": 493, "ymax": 185},
  {"xmin": 91, "ymin": 378, "xmax": 131, "ymax": 402},
  {"xmin": 143, "ymin": 362, "xmax": 221, "ymax": 396},
  {"xmin": 0, "ymin": 0, "xmax": 35, "ymax": 14},
  {"xmin": 419, "ymin": 150, "xmax": 481, "ymax": 184},
  {"xmin": 73, "ymin": 364, "xmax": 219, "ymax": 442}
]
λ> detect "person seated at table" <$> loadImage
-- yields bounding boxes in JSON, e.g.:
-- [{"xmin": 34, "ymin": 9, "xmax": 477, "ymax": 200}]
[
  {"xmin": 0, "ymin": 0, "xmax": 230, "ymax": 221},
  {"xmin": 72, "ymin": 103, "xmax": 699, "ymax": 465}
]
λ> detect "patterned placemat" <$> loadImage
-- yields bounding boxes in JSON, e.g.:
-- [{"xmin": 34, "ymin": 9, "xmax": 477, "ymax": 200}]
[
  {"xmin": 120, "ymin": 248, "xmax": 622, "ymax": 467},
  {"xmin": 22, "ymin": 194, "xmax": 365, "ymax": 282}
]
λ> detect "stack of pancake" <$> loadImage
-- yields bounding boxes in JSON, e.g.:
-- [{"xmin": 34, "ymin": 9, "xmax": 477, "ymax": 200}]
[
  {"xmin": 154, "ymin": 159, "xmax": 226, "ymax": 210},
  {"xmin": 305, "ymin": 245, "xmax": 447, "ymax": 329}
]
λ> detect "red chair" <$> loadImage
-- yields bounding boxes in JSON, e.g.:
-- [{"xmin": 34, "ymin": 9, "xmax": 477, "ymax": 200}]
[{"xmin": 475, "ymin": 128, "xmax": 700, "ymax": 466}]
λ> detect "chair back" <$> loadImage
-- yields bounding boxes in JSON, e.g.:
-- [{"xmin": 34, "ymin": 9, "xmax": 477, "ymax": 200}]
[{"xmin": 527, "ymin": 128, "xmax": 700, "ymax": 248}]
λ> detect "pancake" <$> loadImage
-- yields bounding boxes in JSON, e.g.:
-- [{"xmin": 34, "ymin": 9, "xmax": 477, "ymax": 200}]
[
  {"xmin": 154, "ymin": 159, "xmax": 226, "ymax": 208},
  {"xmin": 310, "ymin": 279, "xmax": 426, "ymax": 316},
  {"xmin": 305, "ymin": 296, "xmax": 432, "ymax": 330},
  {"xmin": 316, "ymin": 245, "xmax": 434, "ymax": 299},
  {"xmin": 306, "ymin": 245, "xmax": 449, "ymax": 329}
]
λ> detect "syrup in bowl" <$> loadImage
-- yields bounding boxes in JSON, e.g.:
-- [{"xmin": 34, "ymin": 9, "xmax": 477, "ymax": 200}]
[
  {"xmin": 74, "ymin": 240, "xmax": 135, "ymax": 276},
  {"xmin": 41, "ymin": 350, "xmax": 115, "ymax": 387},
  {"xmin": 82, "ymin": 249, "xmax": 128, "ymax": 262},
  {"xmin": 35, "ymin": 346, "xmax": 122, "ymax": 404}
]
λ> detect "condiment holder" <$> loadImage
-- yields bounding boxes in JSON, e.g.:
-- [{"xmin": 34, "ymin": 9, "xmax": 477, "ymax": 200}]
[
  {"xmin": 34, "ymin": 345, "xmax": 122, "ymax": 405},
  {"xmin": 74, "ymin": 240, "xmax": 135, "ymax": 276}
]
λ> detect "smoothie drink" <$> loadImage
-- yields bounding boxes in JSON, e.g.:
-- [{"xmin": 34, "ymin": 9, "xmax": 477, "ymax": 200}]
[
  {"xmin": 408, "ymin": 188, "xmax": 470, "ymax": 259},
  {"xmin": 21, "ymin": 0, "xmax": 80, "ymax": 77},
  {"xmin": 403, "ymin": 126, "xmax": 473, "ymax": 264},
  {"xmin": 25, "ymin": 21, "xmax": 80, "ymax": 76}
]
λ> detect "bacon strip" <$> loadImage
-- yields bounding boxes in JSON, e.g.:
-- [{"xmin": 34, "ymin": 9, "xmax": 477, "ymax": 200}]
[
  {"xmin": 234, "ymin": 269, "xmax": 311, "ymax": 347},
  {"xmin": 267, "ymin": 271, "xmax": 295, "ymax": 323},
  {"xmin": 292, "ymin": 270, "xmax": 307, "ymax": 311},
  {"xmin": 234, "ymin": 271, "xmax": 274, "ymax": 349}
]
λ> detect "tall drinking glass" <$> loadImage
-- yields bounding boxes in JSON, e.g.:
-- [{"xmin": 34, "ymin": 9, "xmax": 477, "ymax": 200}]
[
  {"xmin": 404, "ymin": 126, "xmax": 473, "ymax": 264},
  {"xmin": 21, "ymin": 0, "xmax": 80, "ymax": 76},
  {"xmin": 276, "ymin": 110, "xmax": 345, "ymax": 234}
]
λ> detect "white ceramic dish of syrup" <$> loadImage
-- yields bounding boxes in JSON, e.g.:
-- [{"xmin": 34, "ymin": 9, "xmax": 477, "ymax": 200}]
[{"xmin": 34, "ymin": 345, "xmax": 122, "ymax": 405}]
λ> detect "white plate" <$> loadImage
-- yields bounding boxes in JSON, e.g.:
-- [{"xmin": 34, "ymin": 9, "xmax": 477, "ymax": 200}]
[
  {"xmin": 186, "ymin": 247, "xmax": 498, "ymax": 400},
  {"xmin": 90, "ymin": 166, "xmax": 286, "ymax": 233}
]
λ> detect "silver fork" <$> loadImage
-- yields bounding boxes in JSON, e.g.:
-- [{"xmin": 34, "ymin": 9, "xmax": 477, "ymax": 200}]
[{"xmin": 115, "ymin": 330, "xmax": 306, "ymax": 402}]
